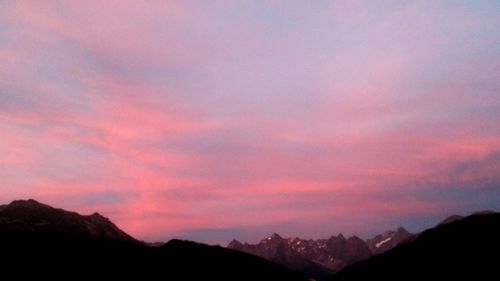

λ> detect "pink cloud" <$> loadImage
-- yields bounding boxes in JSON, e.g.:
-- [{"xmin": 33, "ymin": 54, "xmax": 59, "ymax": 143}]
[{"xmin": 1, "ymin": 0, "xmax": 499, "ymax": 243}]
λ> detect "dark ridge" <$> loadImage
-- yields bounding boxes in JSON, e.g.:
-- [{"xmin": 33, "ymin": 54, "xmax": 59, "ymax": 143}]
[
  {"xmin": 0, "ymin": 199, "xmax": 137, "ymax": 243},
  {"xmin": 0, "ymin": 199, "xmax": 307, "ymax": 281},
  {"xmin": 472, "ymin": 209, "xmax": 496, "ymax": 216},
  {"xmin": 331, "ymin": 212, "xmax": 500, "ymax": 280},
  {"xmin": 439, "ymin": 214, "xmax": 464, "ymax": 225}
]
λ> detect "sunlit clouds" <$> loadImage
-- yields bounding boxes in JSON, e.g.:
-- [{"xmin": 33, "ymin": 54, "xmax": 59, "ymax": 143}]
[{"xmin": 1, "ymin": 1, "xmax": 500, "ymax": 244}]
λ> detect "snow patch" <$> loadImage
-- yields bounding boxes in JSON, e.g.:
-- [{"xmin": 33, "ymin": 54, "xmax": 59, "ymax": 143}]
[{"xmin": 375, "ymin": 237, "xmax": 392, "ymax": 248}]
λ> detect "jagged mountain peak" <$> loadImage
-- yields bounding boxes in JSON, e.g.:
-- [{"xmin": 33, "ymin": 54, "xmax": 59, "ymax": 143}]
[
  {"xmin": 270, "ymin": 232, "xmax": 283, "ymax": 239},
  {"xmin": 346, "ymin": 235, "xmax": 364, "ymax": 243},
  {"xmin": 396, "ymin": 226, "xmax": 410, "ymax": 234},
  {"xmin": 328, "ymin": 233, "xmax": 346, "ymax": 242},
  {"xmin": 228, "ymin": 239, "xmax": 244, "ymax": 248},
  {"xmin": 263, "ymin": 232, "xmax": 284, "ymax": 242},
  {"xmin": 229, "ymin": 232, "xmax": 372, "ymax": 275},
  {"xmin": 366, "ymin": 226, "xmax": 415, "ymax": 254}
]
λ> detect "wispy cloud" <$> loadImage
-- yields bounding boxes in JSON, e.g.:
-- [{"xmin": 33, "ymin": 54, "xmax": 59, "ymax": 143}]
[{"xmin": 1, "ymin": 0, "xmax": 499, "ymax": 244}]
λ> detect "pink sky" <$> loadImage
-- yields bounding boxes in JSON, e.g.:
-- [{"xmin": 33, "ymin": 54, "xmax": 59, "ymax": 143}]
[{"xmin": 1, "ymin": 1, "xmax": 500, "ymax": 244}]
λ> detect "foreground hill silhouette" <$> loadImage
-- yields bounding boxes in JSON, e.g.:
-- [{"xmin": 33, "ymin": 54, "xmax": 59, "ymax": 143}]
[
  {"xmin": 0, "ymin": 199, "xmax": 307, "ymax": 280},
  {"xmin": 331, "ymin": 211, "xmax": 500, "ymax": 280}
]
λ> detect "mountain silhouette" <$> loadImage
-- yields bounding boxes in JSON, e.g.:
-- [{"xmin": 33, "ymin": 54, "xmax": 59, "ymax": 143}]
[
  {"xmin": 0, "ymin": 199, "xmax": 307, "ymax": 281},
  {"xmin": 331, "ymin": 211, "xmax": 500, "ymax": 280},
  {"xmin": 3, "ymin": 199, "xmax": 497, "ymax": 280},
  {"xmin": 0, "ymin": 199, "xmax": 137, "ymax": 242},
  {"xmin": 228, "ymin": 228, "xmax": 412, "ymax": 280}
]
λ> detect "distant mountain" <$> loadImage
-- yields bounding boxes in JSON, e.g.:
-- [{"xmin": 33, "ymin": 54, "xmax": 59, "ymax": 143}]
[
  {"xmin": 366, "ymin": 227, "xmax": 414, "ymax": 254},
  {"xmin": 228, "ymin": 228, "xmax": 410, "ymax": 280},
  {"xmin": 0, "ymin": 199, "xmax": 307, "ymax": 281},
  {"xmin": 331, "ymin": 211, "xmax": 500, "ymax": 280},
  {"xmin": 325, "ymin": 234, "xmax": 372, "ymax": 266},
  {"xmin": 229, "ymin": 233, "xmax": 332, "ymax": 281}
]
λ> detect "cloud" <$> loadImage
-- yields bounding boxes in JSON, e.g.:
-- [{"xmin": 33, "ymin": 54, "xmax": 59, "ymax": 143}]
[{"xmin": 0, "ymin": 0, "xmax": 499, "ymax": 244}]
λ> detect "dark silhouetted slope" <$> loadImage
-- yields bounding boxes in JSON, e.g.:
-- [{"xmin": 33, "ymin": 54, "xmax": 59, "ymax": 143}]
[
  {"xmin": 438, "ymin": 214, "xmax": 464, "ymax": 225},
  {"xmin": 0, "ymin": 199, "xmax": 137, "ymax": 243},
  {"xmin": 331, "ymin": 212, "xmax": 500, "ymax": 280},
  {"xmin": 0, "ymin": 199, "xmax": 307, "ymax": 281}
]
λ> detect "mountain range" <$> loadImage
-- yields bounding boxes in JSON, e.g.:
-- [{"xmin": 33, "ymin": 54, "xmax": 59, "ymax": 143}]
[
  {"xmin": 0, "ymin": 199, "xmax": 498, "ymax": 280},
  {"xmin": 228, "ymin": 224, "xmax": 413, "ymax": 279}
]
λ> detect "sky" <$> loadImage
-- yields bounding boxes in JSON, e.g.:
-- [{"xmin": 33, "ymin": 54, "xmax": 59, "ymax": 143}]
[{"xmin": 1, "ymin": 0, "xmax": 500, "ymax": 245}]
